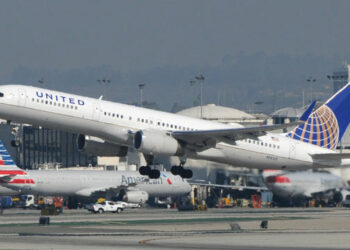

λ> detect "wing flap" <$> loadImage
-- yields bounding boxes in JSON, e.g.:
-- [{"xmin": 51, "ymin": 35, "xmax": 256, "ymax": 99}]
[{"xmin": 172, "ymin": 101, "xmax": 317, "ymax": 150}]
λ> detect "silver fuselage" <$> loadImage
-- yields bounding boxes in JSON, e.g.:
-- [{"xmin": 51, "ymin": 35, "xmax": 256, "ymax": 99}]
[
  {"xmin": 265, "ymin": 171, "xmax": 344, "ymax": 199},
  {"xmin": 1, "ymin": 170, "xmax": 191, "ymax": 197}
]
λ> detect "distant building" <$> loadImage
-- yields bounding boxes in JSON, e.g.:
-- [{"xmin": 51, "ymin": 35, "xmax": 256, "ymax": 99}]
[
  {"xmin": 177, "ymin": 103, "xmax": 266, "ymax": 126},
  {"xmin": 0, "ymin": 123, "xmax": 94, "ymax": 169},
  {"xmin": 270, "ymin": 103, "xmax": 323, "ymax": 125}
]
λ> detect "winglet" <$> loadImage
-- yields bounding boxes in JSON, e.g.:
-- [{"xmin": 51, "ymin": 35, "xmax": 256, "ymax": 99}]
[{"xmin": 299, "ymin": 100, "xmax": 316, "ymax": 122}]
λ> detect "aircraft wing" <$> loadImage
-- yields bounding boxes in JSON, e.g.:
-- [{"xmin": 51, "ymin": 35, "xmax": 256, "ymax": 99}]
[
  {"xmin": 190, "ymin": 182, "xmax": 268, "ymax": 191},
  {"xmin": 172, "ymin": 101, "xmax": 315, "ymax": 150},
  {"xmin": 75, "ymin": 183, "xmax": 137, "ymax": 197}
]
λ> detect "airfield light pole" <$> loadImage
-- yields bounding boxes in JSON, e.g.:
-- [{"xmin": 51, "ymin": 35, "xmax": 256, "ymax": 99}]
[
  {"xmin": 194, "ymin": 74, "xmax": 205, "ymax": 119},
  {"xmin": 253, "ymin": 101, "xmax": 263, "ymax": 114},
  {"xmin": 97, "ymin": 78, "xmax": 111, "ymax": 100},
  {"xmin": 306, "ymin": 77, "xmax": 316, "ymax": 102},
  {"xmin": 138, "ymin": 83, "xmax": 146, "ymax": 107}
]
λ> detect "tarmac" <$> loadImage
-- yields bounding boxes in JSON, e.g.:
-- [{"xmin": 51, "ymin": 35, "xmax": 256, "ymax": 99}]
[{"xmin": 0, "ymin": 207, "xmax": 350, "ymax": 249}]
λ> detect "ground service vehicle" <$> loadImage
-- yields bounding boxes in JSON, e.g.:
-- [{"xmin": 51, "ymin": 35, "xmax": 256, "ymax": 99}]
[{"xmin": 89, "ymin": 201, "xmax": 124, "ymax": 214}]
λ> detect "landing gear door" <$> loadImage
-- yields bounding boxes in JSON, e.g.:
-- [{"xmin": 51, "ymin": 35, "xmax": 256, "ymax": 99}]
[{"xmin": 18, "ymin": 89, "xmax": 26, "ymax": 106}]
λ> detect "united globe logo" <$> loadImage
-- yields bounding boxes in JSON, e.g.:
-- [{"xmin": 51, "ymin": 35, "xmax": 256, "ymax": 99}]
[{"xmin": 287, "ymin": 105, "xmax": 339, "ymax": 150}]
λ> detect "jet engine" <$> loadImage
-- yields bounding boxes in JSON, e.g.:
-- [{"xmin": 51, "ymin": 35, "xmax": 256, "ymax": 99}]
[
  {"xmin": 133, "ymin": 130, "xmax": 183, "ymax": 156},
  {"xmin": 123, "ymin": 190, "xmax": 149, "ymax": 204},
  {"xmin": 77, "ymin": 134, "xmax": 128, "ymax": 157}
]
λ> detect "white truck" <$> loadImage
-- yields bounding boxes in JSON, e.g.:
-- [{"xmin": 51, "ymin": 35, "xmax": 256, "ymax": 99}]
[{"xmin": 89, "ymin": 201, "xmax": 124, "ymax": 214}]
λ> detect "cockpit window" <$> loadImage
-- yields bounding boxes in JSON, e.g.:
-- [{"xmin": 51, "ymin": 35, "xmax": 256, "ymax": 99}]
[{"xmin": 0, "ymin": 92, "xmax": 4, "ymax": 97}]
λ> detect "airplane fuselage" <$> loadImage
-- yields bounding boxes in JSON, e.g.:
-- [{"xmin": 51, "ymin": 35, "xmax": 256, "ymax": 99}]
[
  {"xmin": 2, "ymin": 169, "xmax": 190, "ymax": 197},
  {"xmin": 0, "ymin": 85, "xmax": 340, "ymax": 170},
  {"xmin": 265, "ymin": 172, "xmax": 343, "ymax": 199}
]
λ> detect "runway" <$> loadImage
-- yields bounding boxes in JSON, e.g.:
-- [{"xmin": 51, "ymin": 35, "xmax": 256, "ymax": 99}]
[{"xmin": 0, "ymin": 207, "xmax": 349, "ymax": 249}]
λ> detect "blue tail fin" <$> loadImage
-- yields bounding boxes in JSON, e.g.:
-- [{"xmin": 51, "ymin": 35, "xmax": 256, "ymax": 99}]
[{"xmin": 287, "ymin": 83, "xmax": 350, "ymax": 150}]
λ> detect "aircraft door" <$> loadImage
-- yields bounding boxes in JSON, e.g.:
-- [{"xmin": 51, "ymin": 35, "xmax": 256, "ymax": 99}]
[
  {"xmin": 23, "ymin": 174, "xmax": 32, "ymax": 191},
  {"xmin": 18, "ymin": 89, "xmax": 26, "ymax": 106},
  {"xmin": 289, "ymin": 142, "xmax": 296, "ymax": 159},
  {"xmin": 80, "ymin": 175, "xmax": 88, "ymax": 184},
  {"xmin": 92, "ymin": 102, "xmax": 102, "ymax": 121}
]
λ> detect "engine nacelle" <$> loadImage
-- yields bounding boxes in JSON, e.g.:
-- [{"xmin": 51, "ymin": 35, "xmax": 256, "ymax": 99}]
[
  {"xmin": 123, "ymin": 190, "xmax": 149, "ymax": 204},
  {"xmin": 133, "ymin": 130, "xmax": 183, "ymax": 156},
  {"xmin": 77, "ymin": 134, "xmax": 128, "ymax": 157}
]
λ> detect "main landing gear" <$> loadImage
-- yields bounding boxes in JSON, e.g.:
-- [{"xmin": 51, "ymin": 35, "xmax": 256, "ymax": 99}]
[
  {"xmin": 139, "ymin": 165, "xmax": 160, "ymax": 179},
  {"xmin": 138, "ymin": 154, "xmax": 193, "ymax": 179},
  {"xmin": 170, "ymin": 165, "xmax": 193, "ymax": 179},
  {"xmin": 139, "ymin": 155, "xmax": 161, "ymax": 179},
  {"xmin": 170, "ymin": 157, "xmax": 193, "ymax": 179}
]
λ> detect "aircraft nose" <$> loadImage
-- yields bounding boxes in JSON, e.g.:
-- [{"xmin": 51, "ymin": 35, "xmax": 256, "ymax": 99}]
[{"xmin": 266, "ymin": 175, "xmax": 290, "ymax": 184}]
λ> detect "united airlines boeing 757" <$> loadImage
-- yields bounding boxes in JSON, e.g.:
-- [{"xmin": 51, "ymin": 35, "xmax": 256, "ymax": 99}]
[
  {"xmin": 0, "ymin": 83, "xmax": 349, "ymax": 178},
  {"xmin": 0, "ymin": 140, "xmax": 190, "ymax": 203}
]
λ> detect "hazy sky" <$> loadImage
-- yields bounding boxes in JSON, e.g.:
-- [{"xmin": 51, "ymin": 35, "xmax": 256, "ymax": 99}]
[
  {"xmin": 1, "ymin": 0, "xmax": 350, "ymax": 112},
  {"xmin": 1, "ymin": 0, "xmax": 350, "ymax": 76}
]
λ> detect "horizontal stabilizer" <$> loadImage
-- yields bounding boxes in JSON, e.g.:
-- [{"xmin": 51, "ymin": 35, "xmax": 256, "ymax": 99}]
[
  {"xmin": 310, "ymin": 153, "xmax": 350, "ymax": 161},
  {"xmin": 309, "ymin": 153, "xmax": 350, "ymax": 167},
  {"xmin": 0, "ymin": 174, "xmax": 16, "ymax": 183}
]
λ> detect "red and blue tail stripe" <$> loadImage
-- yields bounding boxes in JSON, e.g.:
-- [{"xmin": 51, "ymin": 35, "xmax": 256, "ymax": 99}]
[
  {"xmin": 0, "ymin": 141, "xmax": 15, "ymax": 165},
  {"xmin": 0, "ymin": 140, "xmax": 34, "ymax": 185}
]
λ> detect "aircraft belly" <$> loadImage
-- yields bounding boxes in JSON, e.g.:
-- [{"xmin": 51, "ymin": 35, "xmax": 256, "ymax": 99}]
[
  {"xmin": 138, "ymin": 184, "xmax": 166, "ymax": 197},
  {"xmin": 195, "ymin": 145, "xmax": 309, "ymax": 170},
  {"xmin": 0, "ymin": 103, "xmax": 129, "ymax": 145}
]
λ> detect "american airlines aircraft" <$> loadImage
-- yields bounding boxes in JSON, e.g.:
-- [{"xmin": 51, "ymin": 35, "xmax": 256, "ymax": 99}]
[
  {"xmin": 0, "ymin": 141, "xmax": 191, "ymax": 203},
  {"xmin": 0, "ymin": 83, "xmax": 349, "ymax": 179},
  {"xmin": 264, "ymin": 170, "xmax": 344, "ymax": 205}
]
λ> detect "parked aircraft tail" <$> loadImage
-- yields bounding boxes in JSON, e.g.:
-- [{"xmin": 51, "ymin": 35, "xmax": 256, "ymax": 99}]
[
  {"xmin": 287, "ymin": 83, "xmax": 350, "ymax": 150},
  {"xmin": 0, "ymin": 140, "xmax": 24, "ymax": 182}
]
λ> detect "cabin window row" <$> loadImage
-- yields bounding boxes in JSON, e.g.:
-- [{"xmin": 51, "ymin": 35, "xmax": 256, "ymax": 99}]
[
  {"xmin": 243, "ymin": 139, "xmax": 280, "ymax": 149},
  {"xmin": 156, "ymin": 121, "xmax": 195, "ymax": 131},
  {"xmin": 102, "ymin": 109, "xmax": 195, "ymax": 131},
  {"xmin": 103, "ymin": 111, "xmax": 124, "ymax": 120},
  {"xmin": 32, "ymin": 98, "xmax": 78, "ymax": 110}
]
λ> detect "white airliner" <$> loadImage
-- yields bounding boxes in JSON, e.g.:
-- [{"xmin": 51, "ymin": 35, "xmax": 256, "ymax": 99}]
[
  {"xmin": 0, "ymin": 83, "xmax": 349, "ymax": 178},
  {"xmin": 263, "ymin": 170, "xmax": 344, "ymax": 205},
  {"xmin": 0, "ymin": 140, "xmax": 190, "ymax": 203}
]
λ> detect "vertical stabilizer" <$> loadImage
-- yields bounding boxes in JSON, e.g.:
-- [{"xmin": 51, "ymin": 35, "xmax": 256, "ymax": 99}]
[{"xmin": 287, "ymin": 83, "xmax": 350, "ymax": 150}]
